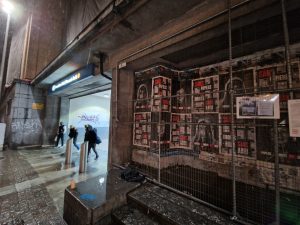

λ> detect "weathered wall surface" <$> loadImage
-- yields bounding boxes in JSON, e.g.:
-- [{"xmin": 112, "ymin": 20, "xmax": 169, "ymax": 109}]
[
  {"xmin": 60, "ymin": 97, "xmax": 70, "ymax": 128},
  {"xmin": 65, "ymin": 0, "xmax": 112, "ymax": 44},
  {"xmin": 109, "ymin": 69, "xmax": 134, "ymax": 166},
  {"xmin": 42, "ymin": 95, "xmax": 60, "ymax": 146},
  {"xmin": 25, "ymin": 0, "xmax": 68, "ymax": 80},
  {"xmin": 5, "ymin": 20, "xmax": 27, "ymax": 85},
  {"xmin": 7, "ymin": 82, "xmax": 45, "ymax": 148}
]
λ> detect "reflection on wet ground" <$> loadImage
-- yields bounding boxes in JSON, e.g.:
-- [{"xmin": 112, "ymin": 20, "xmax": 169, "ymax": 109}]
[{"xmin": 0, "ymin": 144, "xmax": 108, "ymax": 224}]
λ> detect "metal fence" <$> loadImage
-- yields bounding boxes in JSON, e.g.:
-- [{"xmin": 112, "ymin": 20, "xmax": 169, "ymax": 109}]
[{"xmin": 129, "ymin": 1, "xmax": 300, "ymax": 225}]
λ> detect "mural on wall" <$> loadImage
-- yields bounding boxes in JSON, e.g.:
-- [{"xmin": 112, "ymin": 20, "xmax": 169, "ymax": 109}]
[
  {"xmin": 192, "ymin": 113, "xmax": 219, "ymax": 155},
  {"xmin": 69, "ymin": 92, "xmax": 111, "ymax": 144},
  {"xmin": 192, "ymin": 76, "xmax": 219, "ymax": 113},
  {"xmin": 69, "ymin": 94, "xmax": 110, "ymax": 128},
  {"xmin": 170, "ymin": 113, "xmax": 192, "ymax": 149},
  {"xmin": 77, "ymin": 113, "xmax": 101, "ymax": 125},
  {"xmin": 219, "ymin": 69, "xmax": 254, "ymax": 113},
  {"xmin": 133, "ymin": 112, "xmax": 151, "ymax": 147},
  {"xmin": 132, "ymin": 59, "xmax": 300, "ymax": 191},
  {"xmin": 150, "ymin": 112, "xmax": 170, "ymax": 151},
  {"xmin": 135, "ymin": 79, "xmax": 151, "ymax": 112},
  {"xmin": 171, "ymin": 74, "xmax": 192, "ymax": 113}
]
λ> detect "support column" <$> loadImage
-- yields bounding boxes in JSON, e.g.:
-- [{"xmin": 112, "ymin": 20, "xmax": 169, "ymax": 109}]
[{"xmin": 108, "ymin": 68, "xmax": 134, "ymax": 168}]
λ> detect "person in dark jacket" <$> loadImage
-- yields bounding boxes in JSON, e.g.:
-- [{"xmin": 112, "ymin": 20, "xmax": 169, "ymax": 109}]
[
  {"xmin": 69, "ymin": 125, "xmax": 79, "ymax": 150},
  {"xmin": 84, "ymin": 125, "xmax": 99, "ymax": 160},
  {"xmin": 56, "ymin": 122, "xmax": 65, "ymax": 147}
]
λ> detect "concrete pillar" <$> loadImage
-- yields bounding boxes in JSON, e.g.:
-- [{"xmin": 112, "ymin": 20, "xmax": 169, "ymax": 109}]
[
  {"xmin": 108, "ymin": 68, "xmax": 134, "ymax": 167},
  {"xmin": 42, "ymin": 95, "xmax": 60, "ymax": 145},
  {"xmin": 59, "ymin": 97, "xmax": 70, "ymax": 145},
  {"xmin": 59, "ymin": 97, "xmax": 70, "ymax": 127}
]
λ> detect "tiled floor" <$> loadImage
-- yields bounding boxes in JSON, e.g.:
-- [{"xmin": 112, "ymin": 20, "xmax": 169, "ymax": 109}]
[{"xmin": 0, "ymin": 144, "xmax": 108, "ymax": 225}]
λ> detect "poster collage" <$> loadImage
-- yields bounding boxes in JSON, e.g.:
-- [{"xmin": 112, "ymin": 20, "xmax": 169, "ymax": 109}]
[{"xmin": 133, "ymin": 60, "xmax": 300, "ymax": 165}]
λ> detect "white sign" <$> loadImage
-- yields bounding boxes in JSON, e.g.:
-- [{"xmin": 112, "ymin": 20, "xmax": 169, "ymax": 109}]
[
  {"xmin": 288, "ymin": 99, "xmax": 300, "ymax": 137},
  {"xmin": 51, "ymin": 73, "xmax": 81, "ymax": 91},
  {"xmin": 236, "ymin": 94, "xmax": 280, "ymax": 119}
]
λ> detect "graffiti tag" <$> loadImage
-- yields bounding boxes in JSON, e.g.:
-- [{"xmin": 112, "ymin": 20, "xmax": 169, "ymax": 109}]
[{"xmin": 78, "ymin": 113, "xmax": 100, "ymax": 124}]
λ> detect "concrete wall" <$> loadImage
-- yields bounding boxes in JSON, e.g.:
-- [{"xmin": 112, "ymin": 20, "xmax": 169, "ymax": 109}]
[
  {"xmin": 7, "ymin": 82, "xmax": 45, "ymax": 148},
  {"xmin": 25, "ymin": 0, "xmax": 68, "ymax": 80},
  {"xmin": 5, "ymin": 22, "xmax": 26, "ymax": 85},
  {"xmin": 109, "ymin": 69, "xmax": 134, "ymax": 167},
  {"xmin": 0, "ymin": 81, "xmax": 63, "ymax": 148},
  {"xmin": 60, "ymin": 97, "xmax": 70, "ymax": 127},
  {"xmin": 65, "ymin": 0, "xmax": 112, "ymax": 44},
  {"xmin": 42, "ymin": 95, "xmax": 60, "ymax": 145}
]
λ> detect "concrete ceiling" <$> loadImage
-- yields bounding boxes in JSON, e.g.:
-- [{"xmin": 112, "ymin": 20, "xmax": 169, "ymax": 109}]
[
  {"xmin": 36, "ymin": 0, "xmax": 207, "ymax": 92},
  {"xmin": 36, "ymin": 0, "xmax": 300, "ymax": 95},
  {"xmin": 125, "ymin": 0, "xmax": 300, "ymax": 71}
]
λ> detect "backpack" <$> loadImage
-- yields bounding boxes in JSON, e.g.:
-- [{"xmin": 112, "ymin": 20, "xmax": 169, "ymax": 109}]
[
  {"xmin": 121, "ymin": 167, "xmax": 145, "ymax": 182},
  {"xmin": 96, "ymin": 135, "xmax": 102, "ymax": 144}
]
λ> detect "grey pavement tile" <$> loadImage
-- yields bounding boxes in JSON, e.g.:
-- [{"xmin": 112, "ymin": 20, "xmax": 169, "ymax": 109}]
[{"xmin": 0, "ymin": 151, "xmax": 66, "ymax": 225}]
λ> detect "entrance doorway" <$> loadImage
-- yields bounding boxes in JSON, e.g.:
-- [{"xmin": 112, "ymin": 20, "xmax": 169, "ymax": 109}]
[{"xmin": 68, "ymin": 90, "xmax": 111, "ymax": 168}]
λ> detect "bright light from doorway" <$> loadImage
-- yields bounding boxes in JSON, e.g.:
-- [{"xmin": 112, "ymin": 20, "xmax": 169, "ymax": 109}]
[{"xmin": 1, "ymin": 0, "xmax": 14, "ymax": 14}]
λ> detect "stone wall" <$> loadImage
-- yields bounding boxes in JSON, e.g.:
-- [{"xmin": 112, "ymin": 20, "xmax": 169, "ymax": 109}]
[
  {"xmin": 2, "ymin": 81, "xmax": 60, "ymax": 149},
  {"xmin": 8, "ymin": 82, "xmax": 45, "ymax": 148}
]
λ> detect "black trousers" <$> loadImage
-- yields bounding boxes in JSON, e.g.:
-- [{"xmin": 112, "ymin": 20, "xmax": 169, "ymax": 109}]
[
  {"xmin": 88, "ymin": 143, "xmax": 98, "ymax": 157},
  {"xmin": 56, "ymin": 133, "xmax": 64, "ymax": 146}
]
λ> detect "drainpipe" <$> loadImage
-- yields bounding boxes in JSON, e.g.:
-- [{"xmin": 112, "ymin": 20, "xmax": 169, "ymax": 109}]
[{"xmin": 99, "ymin": 53, "xmax": 112, "ymax": 81}]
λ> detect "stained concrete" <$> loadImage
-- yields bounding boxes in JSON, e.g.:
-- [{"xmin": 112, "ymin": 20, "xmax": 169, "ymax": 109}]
[{"xmin": 112, "ymin": 205, "xmax": 159, "ymax": 225}]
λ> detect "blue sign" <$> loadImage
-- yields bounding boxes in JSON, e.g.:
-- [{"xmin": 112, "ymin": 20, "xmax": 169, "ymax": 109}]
[
  {"xmin": 80, "ymin": 193, "xmax": 96, "ymax": 201},
  {"xmin": 49, "ymin": 64, "xmax": 95, "ymax": 94}
]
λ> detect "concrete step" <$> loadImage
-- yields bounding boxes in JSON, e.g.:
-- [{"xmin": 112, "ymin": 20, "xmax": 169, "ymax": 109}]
[
  {"xmin": 112, "ymin": 205, "xmax": 159, "ymax": 225},
  {"xmin": 127, "ymin": 182, "xmax": 239, "ymax": 225}
]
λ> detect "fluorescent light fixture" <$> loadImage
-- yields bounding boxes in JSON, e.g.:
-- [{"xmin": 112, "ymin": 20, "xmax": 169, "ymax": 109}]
[{"xmin": 2, "ymin": 0, "xmax": 14, "ymax": 14}]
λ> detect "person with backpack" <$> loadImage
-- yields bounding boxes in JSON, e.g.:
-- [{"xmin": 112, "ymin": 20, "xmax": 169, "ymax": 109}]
[
  {"xmin": 68, "ymin": 125, "xmax": 80, "ymax": 150},
  {"xmin": 93, "ymin": 127, "xmax": 102, "ymax": 145},
  {"xmin": 84, "ymin": 125, "xmax": 99, "ymax": 160},
  {"xmin": 55, "ymin": 122, "xmax": 65, "ymax": 147}
]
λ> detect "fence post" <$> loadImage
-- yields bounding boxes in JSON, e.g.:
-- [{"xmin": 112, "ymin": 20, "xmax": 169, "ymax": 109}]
[
  {"xmin": 65, "ymin": 138, "xmax": 73, "ymax": 164},
  {"xmin": 158, "ymin": 96, "xmax": 162, "ymax": 183},
  {"xmin": 274, "ymin": 120, "xmax": 280, "ymax": 225},
  {"xmin": 228, "ymin": 0, "xmax": 237, "ymax": 219}
]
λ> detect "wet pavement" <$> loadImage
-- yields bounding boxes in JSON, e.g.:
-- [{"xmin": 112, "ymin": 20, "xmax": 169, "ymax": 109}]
[{"xmin": 0, "ymin": 144, "xmax": 108, "ymax": 224}]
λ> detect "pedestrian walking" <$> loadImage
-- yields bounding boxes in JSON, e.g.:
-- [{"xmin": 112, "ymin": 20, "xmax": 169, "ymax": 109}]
[
  {"xmin": 56, "ymin": 122, "xmax": 65, "ymax": 147},
  {"xmin": 84, "ymin": 125, "xmax": 99, "ymax": 160},
  {"xmin": 68, "ymin": 125, "xmax": 80, "ymax": 150}
]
